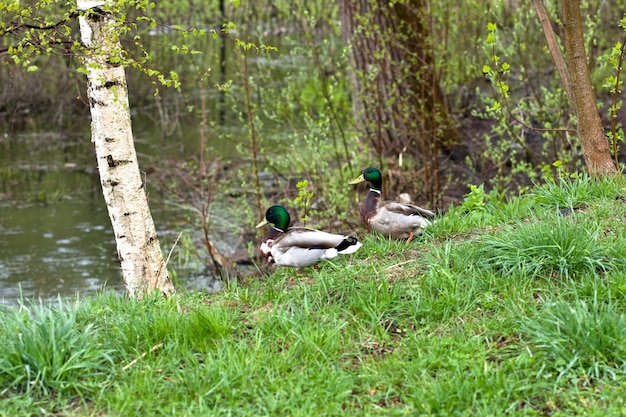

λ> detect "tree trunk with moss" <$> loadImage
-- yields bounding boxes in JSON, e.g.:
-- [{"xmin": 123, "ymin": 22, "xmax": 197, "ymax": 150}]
[
  {"xmin": 339, "ymin": 0, "xmax": 459, "ymax": 202},
  {"xmin": 78, "ymin": 0, "xmax": 175, "ymax": 297}
]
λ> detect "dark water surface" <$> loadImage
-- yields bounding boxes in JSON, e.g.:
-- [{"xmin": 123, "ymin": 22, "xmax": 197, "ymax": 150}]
[
  {"xmin": 0, "ymin": 196, "xmax": 123, "ymax": 303},
  {"xmin": 0, "ymin": 124, "xmax": 227, "ymax": 305}
]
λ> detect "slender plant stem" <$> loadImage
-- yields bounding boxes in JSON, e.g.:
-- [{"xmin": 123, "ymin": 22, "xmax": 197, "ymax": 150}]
[
  {"xmin": 240, "ymin": 51, "xmax": 263, "ymax": 219},
  {"xmin": 532, "ymin": 0, "xmax": 575, "ymax": 109},
  {"xmin": 609, "ymin": 33, "xmax": 626, "ymax": 166}
]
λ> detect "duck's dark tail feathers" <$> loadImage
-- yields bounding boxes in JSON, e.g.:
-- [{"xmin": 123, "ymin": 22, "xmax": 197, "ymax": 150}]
[{"xmin": 336, "ymin": 236, "xmax": 362, "ymax": 254}]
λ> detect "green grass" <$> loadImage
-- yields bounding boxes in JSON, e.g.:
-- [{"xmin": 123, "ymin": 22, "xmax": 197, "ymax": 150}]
[
  {"xmin": 0, "ymin": 299, "xmax": 113, "ymax": 400},
  {"xmin": 3, "ymin": 175, "xmax": 626, "ymax": 416}
]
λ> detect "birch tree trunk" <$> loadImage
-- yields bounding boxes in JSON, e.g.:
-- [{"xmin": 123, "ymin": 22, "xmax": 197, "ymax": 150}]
[{"xmin": 77, "ymin": 0, "xmax": 175, "ymax": 297}]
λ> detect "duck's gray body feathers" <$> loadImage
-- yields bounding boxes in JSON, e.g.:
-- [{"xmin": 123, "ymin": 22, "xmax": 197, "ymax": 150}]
[
  {"xmin": 262, "ymin": 227, "xmax": 361, "ymax": 269},
  {"xmin": 361, "ymin": 189, "xmax": 434, "ymax": 239}
]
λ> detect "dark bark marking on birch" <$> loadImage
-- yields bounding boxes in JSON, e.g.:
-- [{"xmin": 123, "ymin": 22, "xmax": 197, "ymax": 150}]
[
  {"xmin": 104, "ymin": 80, "xmax": 122, "ymax": 88},
  {"xmin": 106, "ymin": 155, "xmax": 133, "ymax": 167},
  {"xmin": 87, "ymin": 7, "xmax": 106, "ymax": 21},
  {"xmin": 94, "ymin": 81, "xmax": 121, "ymax": 91},
  {"xmin": 88, "ymin": 97, "xmax": 105, "ymax": 107}
]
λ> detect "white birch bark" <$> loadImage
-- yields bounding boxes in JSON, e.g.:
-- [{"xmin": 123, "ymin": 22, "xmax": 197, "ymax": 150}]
[{"xmin": 77, "ymin": 0, "xmax": 175, "ymax": 297}]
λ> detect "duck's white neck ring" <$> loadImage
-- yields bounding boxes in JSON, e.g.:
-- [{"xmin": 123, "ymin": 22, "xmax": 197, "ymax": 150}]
[
  {"xmin": 273, "ymin": 226, "xmax": 285, "ymax": 233},
  {"xmin": 369, "ymin": 188, "xmax": 381, "ymax": 195}
]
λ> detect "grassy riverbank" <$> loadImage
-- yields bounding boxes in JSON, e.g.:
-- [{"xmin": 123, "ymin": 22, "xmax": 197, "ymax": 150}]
[{"xmin": 3, "ymin": 176, "xmax": 626, "ymax": 416}]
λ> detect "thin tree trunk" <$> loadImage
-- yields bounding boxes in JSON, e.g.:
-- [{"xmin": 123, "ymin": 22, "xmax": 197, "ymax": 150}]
[
  {"xmin": 532, "ymin": 0, "xmax": 574, "ymax": 108},
  {"xmin": 78, "ymin": 0, "xmax": 176, "ymax": 297},
  {"xmin": 560, "ymin": 0, "xmax": 617, "ymax": 175}
]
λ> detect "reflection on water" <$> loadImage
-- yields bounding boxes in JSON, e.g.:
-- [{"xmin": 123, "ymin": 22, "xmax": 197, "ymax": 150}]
[{"xmin": 0, "ymin": 197, "xmax": 124, "ymax": 304}]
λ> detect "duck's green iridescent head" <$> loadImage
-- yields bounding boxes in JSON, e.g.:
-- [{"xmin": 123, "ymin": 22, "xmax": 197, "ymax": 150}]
[
  {"xmin": 255, "ymin": 205, "xmax": 291, "ymax": 231},
  {"xmin": 349, "ymin": 167, "xmax": 383, "ymax": 191}
]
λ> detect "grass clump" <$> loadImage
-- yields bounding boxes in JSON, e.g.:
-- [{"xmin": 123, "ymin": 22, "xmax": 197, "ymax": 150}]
[
  {"xmin": 476, "ymin": 215, "xmax": 619, "ymax": 280},
  {"xmin": 0, "ymin": 299, "xmax": 113, "ymax": 399},
  {"xmin": 523, "ymin": 296, "xmax": 626, "ymax": 381},
  {"xmin": 532, "ymin": 174, "xmax": 625, "ymax": 209}
]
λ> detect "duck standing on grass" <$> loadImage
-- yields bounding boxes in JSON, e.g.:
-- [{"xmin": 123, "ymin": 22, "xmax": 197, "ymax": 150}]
[
  {"xmin": 349, "ymin": 167, "xmax": 435, "ymax": 243},
  {"xmin": 255, "ymin": 205, "xmax": 362, "ymax": 270}
]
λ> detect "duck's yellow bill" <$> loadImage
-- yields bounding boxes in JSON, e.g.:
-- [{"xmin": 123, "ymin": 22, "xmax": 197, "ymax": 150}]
[
  {"xmin": 255, "ymin": 218, "xmax": 270, "ymax": 229},
  {"xmin": 348, "ymin": 174, "xmax": 365, "ymax": 185}
]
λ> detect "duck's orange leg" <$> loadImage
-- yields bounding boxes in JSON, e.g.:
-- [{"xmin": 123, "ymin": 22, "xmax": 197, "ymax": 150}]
[{"xmin": 406, "ymin": 231, "xmax": 414, "ymax": 245}]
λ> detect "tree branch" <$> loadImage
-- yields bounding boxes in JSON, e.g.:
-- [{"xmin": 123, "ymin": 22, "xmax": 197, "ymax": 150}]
[
  {"xmin": 1, "ymin": 12, "xmax": 78, "ymax": 36},
  {"xmin": 0, "ymin": 39, "xmax": 77, "ymax": 55},
  {"xmin": 0, "ymin": 12, "xmax": 79, "ymax": 55},
  {"xmin": 532, "ymin": 0, "xmax": 575, "ymax": 111}
]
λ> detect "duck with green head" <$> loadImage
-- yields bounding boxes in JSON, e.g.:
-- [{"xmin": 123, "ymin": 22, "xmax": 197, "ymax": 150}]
[
  {"xmin": 349, "ymin": 167, "xmax": 434, "ymax": 242},
  {"xmin": 256, "ymin": 205, "xmax": 362, "ymax": 270}
]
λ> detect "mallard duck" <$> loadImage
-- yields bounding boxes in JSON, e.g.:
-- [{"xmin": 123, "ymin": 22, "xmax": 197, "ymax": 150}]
[
  {"xmin": 349, "ymin": 167, "xmax": 435, "ymax": 242},
  {"xmin": 255, "ymin": 205, "xmax": 362, "ymax": 270}
]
